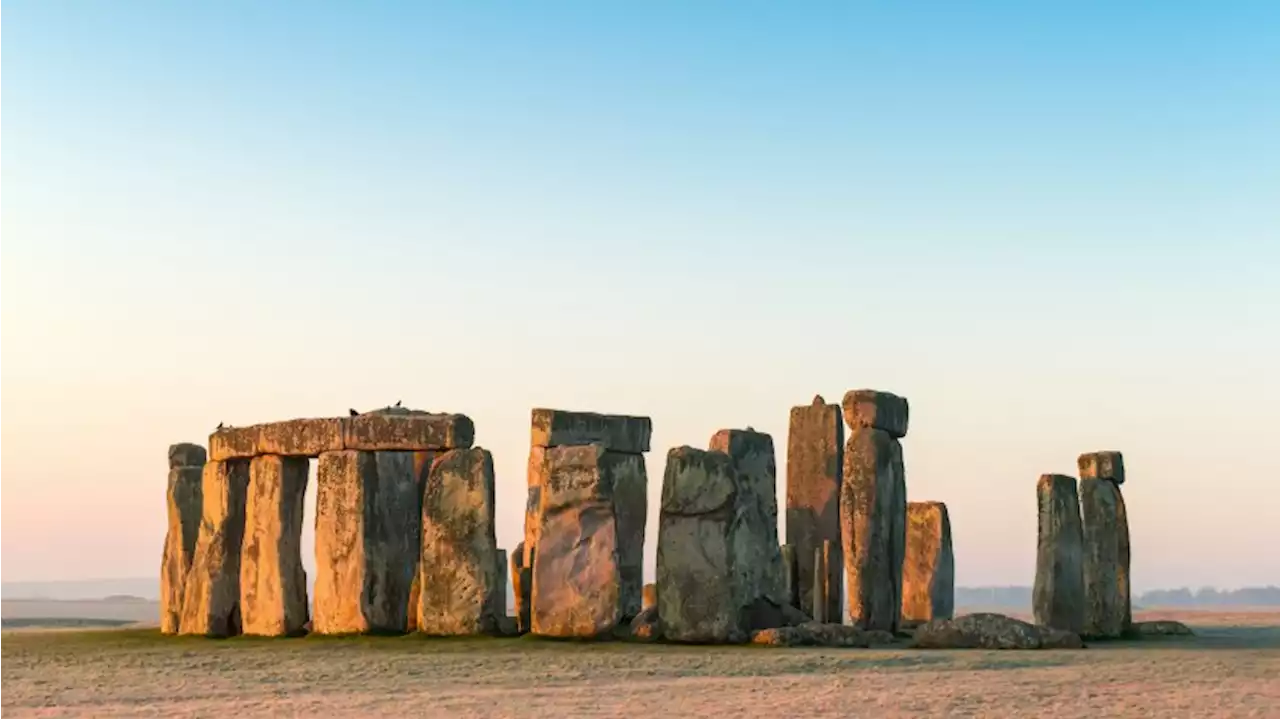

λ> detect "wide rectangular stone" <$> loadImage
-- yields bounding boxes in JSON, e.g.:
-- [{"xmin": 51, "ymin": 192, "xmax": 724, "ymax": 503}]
[
  {"xmin": 786, "ymin": 397, "xmax": 844, "ymax": 623},
  {"xmin": 901, "ymin": 501, "xmax": 955, "ymax": 624},
  {"xmin": 178, "ymin": 459, "xmax": 250, "ymax": 637},
  {"xmin": 313, "ymin": 450, "xmax": 419, "ymax": 634},
  {"xmin": 1033, "ymin": 474, "xmax": 1085, "ymax": 633},
  {"xmin": 209, "ymin": 418, "xmax": 345, "ymax": 461},
  {"xmin": 160, "ymin": 462, "xmax": 204, "ymax": 634},
  {"xmin": 239, "ymin": 455, "xmax": 310, "ymax": 637},
  {"xmin": 418, "ymin": 448, "xmax": 502, "ymax": 635},
  {"xmin": 344, "ymin": 413, "xmax": 474, "ymax": 452},
  {"xmin": 841, "ymin": 426, "xmax": 903, "ymax": 632},
  {"xmin": 1078, "ymin": 450, "xmax": 1126, "ymax": 485},
  {"xmin": 1081, "ymin": 477, "xmax": 1131, "ymax": 638},
  {"xmin": 710, "ymin": 429, "xmax": 785, "ymax": 610},
  {"xmin": 841, "ymin": 389, "xmax": 909, "ymax": 438},
  {"xmin": 530, "ymin": 408, "xmax": 652, "ymax": 453}
]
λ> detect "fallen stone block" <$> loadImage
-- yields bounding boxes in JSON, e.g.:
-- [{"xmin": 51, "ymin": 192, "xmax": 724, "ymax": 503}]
[
  {"xmin": 841, "ymin": 389, "xmax": 909, "ymax": 438},
  {"xmin": 1033, "ymin": 474, "xmax": 1085, "ymax": 633},
  {"xmin": 841, "ymin": 426, "xmax": 903, "ymax": 632},
  {"xmin": 750, "ymin": 622, "xmax": 895, "ymax": 648},
  {"xmin": 902, "ymin": 501, "xmax": 955, "ymax": 624},
  {"xmin": 179, "ymin": 459, "xmax": 250, "ymax": 637},
  {"xmin": 1078, "ymin": 450, "xmax": 1125, "ymax": 485},
  {"xmin": 160, "ymin": 445, "xmax": 205, "ymax": 634},
  {"xmin": 313, "ymin": 450, "xmax": 418, "ymax": 634},
  {"xmin": 530, "ymin": 408, "xmax": 652, "ymax": 453},
  {"xmin": 1081, "ymin": 477, "xmax": 1131, "ymax": 639},
  {"xmin": 344, "ymin": 413, "xmax": 474, "ymax": 452},
  {"xmin": 710, "ymin": 428, "xmax": 785, "ymax": 611},
  {"xmin": 911, "ymin": 613, "xmax": 1084, "ymax": 650},
  {"xmin": 1130, "ymin": 620, "xmax": 1193, "ymax": 637},
  {"xmin": 240, "ymin": 455, "xmax": 309, "ymax": 637},
  {"xmin": 786, "ymin": 395, "xmax": 844, "ymax": 622}
]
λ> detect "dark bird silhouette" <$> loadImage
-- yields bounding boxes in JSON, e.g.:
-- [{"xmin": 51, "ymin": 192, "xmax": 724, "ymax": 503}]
[
  {"xmin": 349, "ymin": 408, "xmax": 360, "ymax": 417},
  {"xmin": 394, "ymin": 400, "xmax": 402, "ymax": 408},
  {"xmin": 216, "ymin": 422, "xmax": 224, "ymax": 430}
]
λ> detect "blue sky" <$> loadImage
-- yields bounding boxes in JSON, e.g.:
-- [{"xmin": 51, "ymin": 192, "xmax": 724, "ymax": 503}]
[{"xmin": 3, "ymin": 2, "xmax": 1278, "ymax": 589}]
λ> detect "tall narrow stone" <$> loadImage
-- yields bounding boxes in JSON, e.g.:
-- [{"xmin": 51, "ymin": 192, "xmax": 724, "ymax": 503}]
[
  {"xmin": 889, "ymin": 440, "xmax": 908, "ymax": 625},
  {"xmin": 179, "ymin": 459, "xmax": 250, "ymax": 637},
  {"xmin": 512, "ymin": 541, "xmax": 532, "ymax": 633},
  {"xmin": 496, "ymin": 548, "xmax": 509, "ymax": 622},
  {"xmin": 610, "ymin": 452, "xmax": 648, "ymax": 620},
  {"xmin": 812, "ymin": 546, "xmax": 828, "ymax": 623},
  {"xmin": 313, "ymin": 450, "xmax": 418, "ymax": 634},
  {"xmin": 160, "ymin": 444, "xmax": 205, "ymax": 634},
  {"xmin": 531, "ymin": 444, "xmax": 623, "ymax": 638},
  {"xmin": 710, "ymin": 429, "xmax": 785, "ymax": 609},
  {"xmin": 841, "ymin": 426, "xmax": 901, "ymax": 632},
  {"xmin": 418, "ymin": 448, "xmax": 501, "ymax": 636},
  {"xmin": 1033, "ymin": 474, "xmax": 1084, "ymax": 633},
  {"xmin": 1080, "ymin": 477, "xmax": 1130, "ymax": 638},
  {"xmin": 656, "ymin": 446, "xmax": 741, "ymax": 643},
  {"xmin": 780, "ymin": 544, "xmax": 798, "ymax": 609},
  {"xmin": 240, "ymin": 455, "xmax": 309, "ymax": 636},
  {"xmin": 406, "ymin": 450, "xmax": 445, "ymax": 632},
  {"xmin": 786, "ymin": 396, "xmax": 844, "ymax": 623},
  {"xmin": 901, "ymin": 501, "xmax": 955, "ymax": 624},
  {"xmin": 523, "ymin": 446, "xmax": 548, "ymax": 567}
]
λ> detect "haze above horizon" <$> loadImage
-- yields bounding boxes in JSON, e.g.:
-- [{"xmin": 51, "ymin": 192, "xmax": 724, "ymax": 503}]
[{"xmin": 3, "ymin": 2, "xmax": 1278, "ymax": 589}]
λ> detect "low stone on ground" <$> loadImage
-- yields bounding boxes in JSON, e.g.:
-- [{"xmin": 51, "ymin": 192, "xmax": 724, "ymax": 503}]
[{"xmin": 911, "ymin": 613, "xmax": 1085, "ymax": 650}]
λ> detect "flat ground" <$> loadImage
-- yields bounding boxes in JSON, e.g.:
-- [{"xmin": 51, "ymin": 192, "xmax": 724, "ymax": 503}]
[{"xmin": 3, "ymin": 610, "xmax": 1278, "ymax": 718}]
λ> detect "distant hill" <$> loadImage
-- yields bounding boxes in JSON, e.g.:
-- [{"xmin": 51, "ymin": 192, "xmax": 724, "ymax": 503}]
[{"xmin": 956, "ymin": 585, "xmax": 1280, "ymax": 609}]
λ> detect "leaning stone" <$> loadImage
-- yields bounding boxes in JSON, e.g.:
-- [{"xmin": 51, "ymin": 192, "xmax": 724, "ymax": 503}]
[
  {"xmin": 240, "ymin": 455, "xmax": 309, "ymax": 637},
  {"xmin": 912, "ymin": 613, "xmax": 1083, "ymax": 650},
  {"xmin": 511, "ymin": 543, "xmax": 532, "ymax": 633},
  {"xmin": 841, "ymin": 389, "xmax": 909, "ymax": 438},
  {"xmin": 417, "ymin": 448, "xmax": 501, "ymax": 635},
  {"xmin": 1078, "ymin": 451, "xmax": 1125, "ymax": 485},
  {"xmin": 902, "ymin": 501, "xmax": 955, "ymax": 624},
  {"xmin": 710, "ymin": 429, "xmax": 785, "ymax": 612},
  {"xmin": 178, "ymin": 459, "xmax": 250, "ymax": 636},
  {"xmin": 160, "ymin": 456, "xmax": 204, "ymax": 634},
  {"xmin": 1130, "ymin": 620, "xmax": 1193, "ymax": 637},
  {"xmin": 531, "ymin": 445, "xmax": 622, "ymax": 638},
  {"xmin": 530, "ymin": 408, "xmax": 652, "ymax": 453},
  {"xmin": 642, "ymin": 583, "xmax": 657, "ymax": 612},
  {"xmin": 313, "ymin": 451, "xmax": 418, "ymax": 634},
  {"xmin": 1033, "ymin": 474, "xmax": 1085, "ymax": 633},
  {"xmin": 656, "ymin": 446, "xmax": 741, "ymax": 643},
  {"xmin": 1081, "ymin": 477, "xmax": 1130, "ymax": 639},
  {"xmin": 168, "ymin": 443, "xmax": 207, "ymax": 469},
  {"xmin": 786, "ymin": 396, "xmax": 844, "ymax": 622},
  {"xmin": 841, "ymin": 427, "xmax": 902, "ymax": 632},
  {"xmin": 344, "ymin": 413, "xmax": 474, "ymax": 452}
]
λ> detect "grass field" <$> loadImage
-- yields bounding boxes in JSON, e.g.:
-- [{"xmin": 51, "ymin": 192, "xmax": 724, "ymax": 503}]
[{"xmin": 3, "ymin": 610, "xmax": 1278, "ymax": 718}]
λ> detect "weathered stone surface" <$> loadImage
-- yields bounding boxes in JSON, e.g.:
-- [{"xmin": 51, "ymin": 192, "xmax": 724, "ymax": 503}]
[
  {"xmin": 178, "ymin": 460, "xmax": 250, "ymax": 636},
  {"xmin": 344, "ymin": 413, "xmax": 474, "ymax": 452},
  {"xmin": 313, "ymin": 451, "xmax": 418, "ymax": 634},
  {"xmin": 710, "ymin": 429, "xmax": 785, "ymax": 610},
  {"xmin": 523, "ymin": 446, "xmax": 548, "ymax": 567},
  {"xmin": 1130, "ymin": 620, "xmax": 1193, "ymax": 637},
  {"xmin": 405, "ymin": 450, "xmax": 445, "ymax": 633},
  {"xmin": 168, "ymin": 443, "xmax": 207, "ymax": 469},
  {"xmin": 889, "ymin": 439, "xmax": 907, "ymax": 625},
  {"xmin": 912, "ymin": 613, "xmax": 1084, "ymax": 650},
  {"xmin": 160, "ymin": 460, "xmax": 204, "ymax": 634},
  {"xmin": 1078, "ymin": 450, "xmax": 1125, "ymax": 485},
  {"xmin": 1081, "ymin": 477, "xmax": 1131, "ymax": 639},
  {"xmin": 1033, "ymin": 474, "xmax": 1085, "ymax": 633},
  {"xmin": 210, "ymin": 419, "xmax": 345, "ymax": 461},
  {"xmin": 780, "ymin": 544, "xmax": 798, "ymax": 609},
  {"xmin": 841, "ymin": 427, "xmax": 903, "ymax": 632},
  {"xmin": 496, "ymin": 548, "xmax": 508, "ymax": 622},
  {"xmin": 812, "ymin": 545, "xmax": 829, "ymax": 623},
  {"xmin": 417, "ymin": 448, "xmax": 501, "ymax": 635},
  {"xmin": 240, "ymin": 455, "xmax": 309, "ymax": 637},
  {"xmin": 902, "ymin": 501, "xmax": 955, "ymax": 624},
  {"xmin": 786, "ymin": 396, "xmax": 844, "ymax": 623},
  {"xmin": 656, "ymin": 446, "xmax": 741, "ymax": 643},
  {"xmin": 750, "ymin": 622, "xmax": 895, "ymax": 648},
  {"xmin": 629, "ymin": 606, "xmax": 660, "ymax": 641},
  {"xmin": 841, "ymin": 389, "xmax": 909, "ymax": 438},
  {"xmin": 531, "ymin": 445, "xmax": 622, "ymax": 638},
  {"xmin": 609, "ymin": 452, "xmax": 648, "ymax": 620},
  {"xmin": 512, "ymin": 541, "xmax": 532, "ymax": 633},
  {"xmin": 642, "ymin": 583, "xmax": 658, "ymax": 612},
  {"xmin": 530, "ymin": 408, "xmax": 652, "ymax": 453}
]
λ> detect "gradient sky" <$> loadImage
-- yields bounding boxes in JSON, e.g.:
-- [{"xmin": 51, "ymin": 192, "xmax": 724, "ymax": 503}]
[{"xmin": 3, "ymin": 2, "xmax": 1278, "ymax": 591}]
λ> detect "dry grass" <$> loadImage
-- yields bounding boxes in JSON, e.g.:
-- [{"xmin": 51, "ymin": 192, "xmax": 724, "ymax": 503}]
[{"xmin": 3, "ymin": 610, "xmax": 1278, "ymax": 718}]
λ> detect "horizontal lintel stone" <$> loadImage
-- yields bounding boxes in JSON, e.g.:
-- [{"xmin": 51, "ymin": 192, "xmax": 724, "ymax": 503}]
[
  {"xmin": 530, "ymin": 408, "xmax": 651, "ymax": 453},
  {"xmin": 209, "ymin": 414, "xmax": 473, "ymax": 460},
  {"xmin": 1078, "ymin": 451, "xmax": 1125, "ymax": 485},
  {"xmin": 841, "ymin": 389, "xmax": 909, "ymax": 438}
]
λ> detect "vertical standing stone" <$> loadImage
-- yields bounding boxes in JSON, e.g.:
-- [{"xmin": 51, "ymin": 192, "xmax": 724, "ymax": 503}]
[
  {"xmin": 512, "ymin": 541, "xmax": 532, "ymax": 633},
  {"xmin": 841, "ymin": 426, "xmax": 900, "ymax": 632},
  {"xmin": 1079, "ymin": 450, "xmax": 1131, "ymax": 635},
  {"xmin": 609, "ymin": 452, "xmax": 648, "ymax": 620},
  {"xmin": 313, "ymin": 450, "xmax": 418, "ymax": 634},
  {"xmin": 179, "ymin": 459, "xmax": 250, "ymax": 637},
  {"xmin": 495, "ymin": 548, "xmax": 509, "ymax": 622},
  {"xmin": 710, "ymin": 429, "xmax": 785, "ymax": 610},
  {"xmin": 1033, "ymin": 474, "xmax": 1084, "ymax": 633},
  {"xmin": 656, "ymin": 446, "xmax": 741, "ymax": 643},
  {"xmin": 240, "ymin": 455, "xmax": 309, "ymax": 636},
  {"xmin": 889, "ymin": 440, "xmax": 908, "ymax": 625},
  {"xmin": 418, "ymin": 448, "xmax": 502, "ymax": 636},
  {"xmin": 1080, "ymin": 477, "xmax": 1130, "ymax": 638},
  {"xmin": 406, "ymin": 450, "xmax": 445, "ymax": 632},
  {"xmin": 901, "ymin": 501, "xmax": 955, "ymax": 624},
  {"xmin": 786, "ymin": 396, "xmax": 844, "ymax": 623},
  {"xmin": 523, "ymin": 446, "xmax": 548, "ymax": 567},
  {"xmin": 780, "ymin": 544, "xmax": 798, "ymax": 609},
  {"xmin": 812, "ymin": 546, "xmax": 828, "ymax": 623},
  {"xmin": 161, "ymin": 444, "xmax": 205, "ymax": 635}
]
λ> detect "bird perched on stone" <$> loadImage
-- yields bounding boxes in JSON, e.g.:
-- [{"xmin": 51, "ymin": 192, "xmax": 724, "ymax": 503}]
[
  {"xmin": 216, "ymin": 422, "xmax": 224, "ymax": 430},
  {"xmin": 349, "ymin": 408, "xmax": 359, "ymax": 417},
  {"xmin": 394, "ymin": 400, "xmax": 402, "ymax": 408}
]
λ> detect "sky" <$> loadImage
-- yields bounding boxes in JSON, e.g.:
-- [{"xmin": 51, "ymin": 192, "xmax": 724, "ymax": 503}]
[{"xmin": 3, "ymin": 1, "xmax": 1278, "ymax": 591}]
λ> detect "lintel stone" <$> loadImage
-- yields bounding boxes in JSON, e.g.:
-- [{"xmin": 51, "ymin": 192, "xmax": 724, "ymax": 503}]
[
  {"xmin": 209, "ymin": 414, "xmax": 474, "ymax": 460},
  {"xmin": 841, "ymin": 389, "xmax": 909, "ymax": 438},
  {"xmin": 1078, "ymin": 451, "xmax": 1125, "ymax": 485},
  {"xmin": 530, "ymin": 408, "xmax": 651, "ymax": 453}
]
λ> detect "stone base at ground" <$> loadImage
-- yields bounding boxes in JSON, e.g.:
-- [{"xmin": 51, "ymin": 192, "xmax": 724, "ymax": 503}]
[{"xmin": 911, "ymin": 613, "xmax": 1084, "ymax": 650}]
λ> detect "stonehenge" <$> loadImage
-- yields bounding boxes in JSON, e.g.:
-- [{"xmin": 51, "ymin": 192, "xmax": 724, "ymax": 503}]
[
  {"xmin": 160, "ymin": 444, "xmax": 205, "ymax": 634},
  {"xmin": 1079, "ymin": 451, "xmax": 1131, "ymax": 639},
  {"xmin": 785, "ymin": 395, "xmax": 844, "ymax": 621},
  {"xmin": 240, "ymin": 455, "xmax": 309, "ymax": 636},
  {"xmin": 1033, "ymin": 474, "xmax": 1085, "ymax": 633},
  {"xmin": 901, "ymin": 501, "xmax": 955, "ymax": 625},
  {"xmin": 179, "ymin": 459, "xmax": 250, "ymax": 636}
]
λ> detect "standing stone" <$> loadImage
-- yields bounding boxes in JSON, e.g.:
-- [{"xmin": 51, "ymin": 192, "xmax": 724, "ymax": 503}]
[
  {"xmin": 901, "ymin": 501, "xmax": 955, "ymax": 624},
  {"xmin": 656, "ymin": 446, "xmax": 741, "ymax": 643},
  {"xmin": 313, "ymin": 450, "xmax": 418, "ymax": 634},
  {"xmin": 812, "ymin": 546, "xmax": 828, "ymax": 623},
  {"xmin": 786, "ymin": 396, "xmax": 844, "ymax": 623},
  {"xmin": 418, "ymin": 448, "xmax": 501, "ymax": 635},
  {"xmin": 179, "ymin": 459, "xmax": 250, "ymax": 636},
  {"xmin": 161, "ymin": 444, "xmax": 205, "ymax": 634},
  {"xmin": 531, "ymin": 444, "xmax": 623, "ymax": 638},
  {"xmin": 1033, "ymin": 474, "xmax": 1084, "ymax": 633},
  {"xmin": 710, "ymin": 429, "xmax": 785, "ymax": 610},
  {"xmin": 496, "ymin": 548, "xmax": 508, "ymax": 622},
  {"xmin": 889, "ymin": 440, "xmax": 908, "ymax": 625},
  {"xmin": 1081, "ymin": 477, "xmax": 1131, "ymax": 638},
  {"xmin": 240, "ymin": 455, "xmax": 309, "ymax": 636},
  {"xmin": 512, "ymin": 541, "xmax": 532, "ymax": 633},
  {"xmin": 609, "ymin": 452, "xmax": 648, "ymax": 620},
  {"xmin": 780, "ymin": 545, "xmax": 798, "ymax": 609},
  {"xmin": 523, "ymin": 446, "xmax": 548, "ymax": 567},
  {"xmin": 841, "ymin": 426, "xmax": 901, "ymax": 632},
  {"xmin": 406, "ymin": 450, "xmax": 445, "ymax": 632}
]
